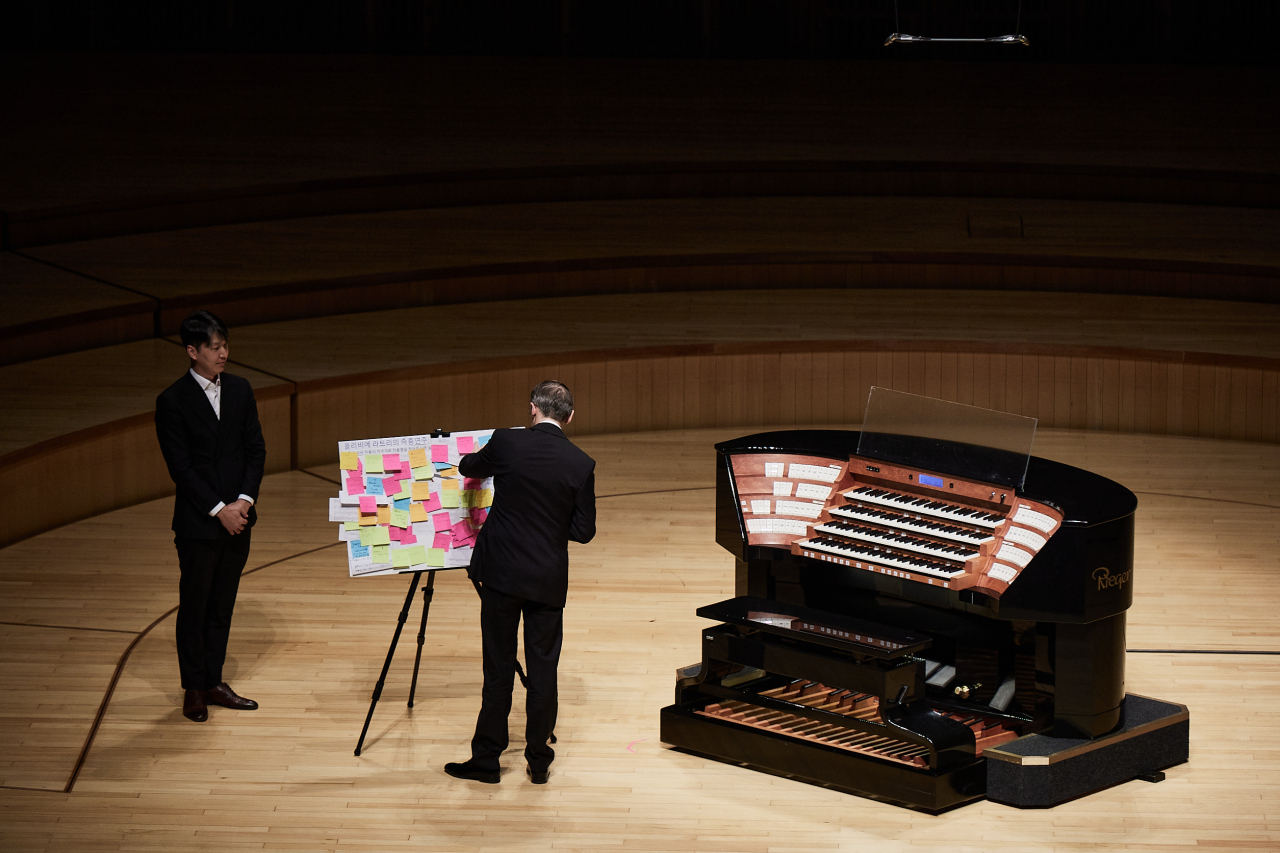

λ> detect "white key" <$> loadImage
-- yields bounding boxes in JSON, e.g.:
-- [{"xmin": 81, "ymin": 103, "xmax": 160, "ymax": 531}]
[
  {"xmin": 798, "ymin": 538, "xmax": 964, "ymax": 580},
  {"xmin": 829, "ymin": 505, "xmax": 994, "ymax": 545},
  {"xmin": 844, "ymin": 487, "xmax": 1005, "ymax": 529},
  {"xmin": 814, "ymin": 523, "xmax": 977, "ymax": 562}
]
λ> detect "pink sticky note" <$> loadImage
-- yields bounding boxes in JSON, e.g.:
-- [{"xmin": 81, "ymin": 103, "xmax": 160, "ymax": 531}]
[
  {"xmin": 432, "ymin": 532, "xmax": 452, "ymax": 550},
  {"xmin": 382, "ymin": 454, "xmax": 402, "ymax": 471},
  {"xmin": 346, "ymin": 476, "xmax": 365, "ymax": 495},
  {"xmin": 432, "ymin": 513, "xmax": 452, "ymax": 532},
  {"xmin": 382, "ymin": 476, "xmax": 399, "ymax": 495},
  {"xmin": 355, "ymin": 458, "xmax": 363, "ymax": 475},
  {"xmin": 389, "ymin": 525, "xmax": 402, "ymax": 541},
  {"xmin": 456, "ymin": 436, "xmax": 475, "ymax": 454},
  {"xmin": 395, "ymin": 466, "xmax": 412, "ymax": 480},
  {"xmin": 451, "ymin": 519, "xmax": 473, "ymax": 540},
  {"xmin": 400, "ymin": 529, "xmax": 417, "ymax": 545},
  {"xmin": 359, "ymin": 495, "xmax": 377, "ymax": 513},
  {"xmin": 463, "ymin": 477, "xmax": 484, "ymax": 491},
  {"xmin": 469, "ymin": 507, "xmax": 488, "ymax": 526},
  {"xmin": 423, "ymin": 493, "xmax": 442, "ymax": 513},
  {"xmin": 431, "ymin": 444, "xmax": 449, "ymax": 463}
]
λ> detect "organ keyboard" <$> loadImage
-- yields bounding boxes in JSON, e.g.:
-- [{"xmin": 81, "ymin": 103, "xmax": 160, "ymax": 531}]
[{"xmin": 662, "ymin": 394, "xmax": 1189, "ymax": 811}]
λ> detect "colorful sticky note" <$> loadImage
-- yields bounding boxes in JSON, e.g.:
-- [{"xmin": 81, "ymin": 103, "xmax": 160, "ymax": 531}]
[
  {"xmin": 408, "ymin": 448, "xmax": 428, "ymax": 468},
  {"xmin": 411, "ymin": 465, "xmax": 434, "ymax": 481},
  {"xmin": 433, "ymin": 462, "xmax": 453, "ymax": 472},
  {"xmin": 423, "ymin": 493, "xmax": 442, "ymax": 513},
  {"xmin": 432, "ymin": 513, "xmax": 452, "ymax": 532},
  {"xmin": 361, "ymin": 525, "xmax": 391, "ymax": 547},
  {"xmin": 440, "ymin": 490, "xmax": 460, "ymax": 509},
  {"xmin": 441, "ymin": 478, "xmax": 460, "ymax": 491},
  {"xmin": 410, "ymin": 502, "xmax": 428, "ymax": 523},
  {"xmin": 412, "ymin": 481, "xmax": 431, "ymax": 501},
  {"xmin": 344, "ymin": 520, "xmax": 360, "ymax": 532},
  {"xmin": 393, "ymin": 497, "xmax": 410, "ymax": 512},
  {"xmin": 451, "ymin": 519, "xmax": 473, "ymax": 540},
  {"xmin": 363, "ymin": 454, "xmax": 384, "ymax": 474},
  {"xmin": 432, "ymin": 532, "xmax": 452, "ymax": 549},
  {"xmin": 431, "ymin": 444, "xmax": 449, "ymax": 463},
  {"xmin": 359, "ymin": 495, "xmax": 377, "ymax": 513},
  {"xmin": 456, "ymin": 436, "xmax": 475, "ymax": 454},
  {"xmin": 382, "ymin": 453, "xmax": 402, "ymax": 471},
  {"xmin": 350, "ymin": 541, "xmax": 370, "ymax": 559},
  {"xmin": 400, "ymin": 529, "xmax": 417, "ymax": 545},
  {"xmin": 477, "ymin": 435, "xmax": 489, "ymax": 448},
  {"xmin": 392, "ymin": 549, "xmax": 411, "ymax": 568},
  {"xmin": 376, "ymin": 506, "xmax": 391, "ymax": 524},
  {"xmin": 427, "ymin": 548, "xmax": 445, "ymax": 567},
  {"xmin": 371, "ymin": 544, "xmax": 390, "ymax": 564},
  {"xmin": 358, "ymin": 514, "xmax": 377, "ymax": 526},
  {"xmin": 389, "ymin": 525, "xmax": 402, "ymax": 541},
  {"xmin": 395, "ymin": 466, "xmax": 411, "ymax": 480},
  {"xmin": 478, "ymin": 489, "xmax": 493, "ymax": 508},
  {"xmin": 345, "ymin": 475, "xmax": 365, "ymax": 495},
  {"xmin": 391, "ymin": 508, "xmax": 410, "ymax": 529},
  {"xmin": 366, "ymin": 477, "xmax": 385, "ymax": 496},
  {"xmin": 469, "ymin": 507, "xmax": 488, "ymax": 526},
  {"xmin": 401, "ymin": 545, "xmax": 427, "ymax": 566},
  {"xmin": 340, "ymin": 452, "xmax": 360, "ymax": 470},
  {"xmin": 382, "ymin": 476, "xmax": 399, "ymax": 495}
]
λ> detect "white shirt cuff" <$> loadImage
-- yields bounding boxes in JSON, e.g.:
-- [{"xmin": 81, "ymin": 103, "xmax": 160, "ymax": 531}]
[
  {"xmin": 208, "ymin": 501, "xmax": 226, "ymax": 517},
  {"xmin": 238, "ymin": 494, "xmax": 255, "ymax": 506}
]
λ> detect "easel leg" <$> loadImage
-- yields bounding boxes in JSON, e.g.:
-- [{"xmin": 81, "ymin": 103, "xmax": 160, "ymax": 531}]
[
  {"xmin": 407, "ymin": 570, "xmax": 437, "ymax": 708},
  {"xmin": 354, "ymin": 571, "xmax": 422, "ymax": 756}
]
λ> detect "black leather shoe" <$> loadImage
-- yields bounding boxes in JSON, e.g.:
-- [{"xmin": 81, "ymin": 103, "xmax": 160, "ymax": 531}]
[
  {"xmin": 183, "ymin": 689, "xmax": 208, "ymax": 722},
  {"xmin": 445, "ymin": 761, "xmax": 500, "ymax": 784},
  {"xmin": 206, "ymin": 682, "xmax": 258, "ymax": 710},
  {"xmin": 528, "ymin": 767, "xmax": 549, "ymax": 785}
]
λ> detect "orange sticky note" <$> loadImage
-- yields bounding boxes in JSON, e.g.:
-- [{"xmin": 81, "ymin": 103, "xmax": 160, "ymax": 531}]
[
  {"xmin": 358, "ymin": 514, "xmax": 378, "ymax": 527},
  {"xmin": 412, "ymin": 481, "xmax": 431, "ymax": 501},
  {"xmin": 376, "ymin": 505, "xmax": 391, "ymax": 525},
  {"xmin": 408, "ymin": 448, "xmax": 428, "ymax": 469},
  {"xmin": 410, "ymin": 502, "xmax": 428, "ymax": 523}
]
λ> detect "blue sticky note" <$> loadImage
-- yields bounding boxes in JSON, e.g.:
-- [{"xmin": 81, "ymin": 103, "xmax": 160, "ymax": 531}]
[
  {"xmin": 433, "ymin": 462, "xmax": 453, "ymax": 472},
  {"xmin": 478, "ymin": 435, "xmax": 490, "ymax": 448},
  {"xmin": 350, "ymin": 541, "xmax": 370, "ymax": 559},
  {"xmin": 366, "ymin": 478, "xmax": 385, "ymax": 496},
  {"xmin": 393, "ymin": 497, "xmax": 410, "ymax": 511}
]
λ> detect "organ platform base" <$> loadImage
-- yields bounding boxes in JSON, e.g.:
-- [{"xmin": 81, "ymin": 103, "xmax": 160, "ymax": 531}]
[{"xmin": 985, "ymin": 694, "xmax": 1189, "ymax": 808}]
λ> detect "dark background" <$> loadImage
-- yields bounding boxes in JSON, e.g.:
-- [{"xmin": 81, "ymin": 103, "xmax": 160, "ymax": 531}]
[{"xmin": 3, "ymin": 1, "xmax": 1277, "ymax": 64}]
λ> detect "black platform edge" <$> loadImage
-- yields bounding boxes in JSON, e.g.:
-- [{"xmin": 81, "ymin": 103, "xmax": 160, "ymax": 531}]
[
  {"xmin": 660, "ymin": 704, "xmax": 985, "ymax": 814},
  {"xmin": 984, "ymin": 693, "xmax": 1189, "ymax": 808}
]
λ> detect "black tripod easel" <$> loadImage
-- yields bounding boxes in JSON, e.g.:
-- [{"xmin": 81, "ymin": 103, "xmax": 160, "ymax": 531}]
[{"xmin": 352, "ymin": 428, "xmax": 545, "ymax": 756}]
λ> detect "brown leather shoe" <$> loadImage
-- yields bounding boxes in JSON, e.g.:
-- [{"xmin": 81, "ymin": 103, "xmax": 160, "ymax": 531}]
[
  {"xmin": 183, "ymin": 689, "xmax": 208, "ymax": 722},
  {"xmin": 206, "ymin": 682, "xmax": 258, "ymax": 710}
]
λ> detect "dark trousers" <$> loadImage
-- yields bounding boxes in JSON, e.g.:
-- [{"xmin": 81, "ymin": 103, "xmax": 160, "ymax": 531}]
[
  {"xmin": 470, "ymin": 584, "xmax": 563, "ymax": 773},
  {"xmin": 174, "ymin": 531, "xmax": 252, "ymax": 690}
]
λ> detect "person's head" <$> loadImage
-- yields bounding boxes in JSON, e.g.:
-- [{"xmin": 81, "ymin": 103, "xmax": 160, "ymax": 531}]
[
  {"xmin": 180, "ymin": 310, "xmax": 229, "ymax": 380},
  {"xmin": 530, "ymin": 380, "xmax": 574, "ymax": 425}
]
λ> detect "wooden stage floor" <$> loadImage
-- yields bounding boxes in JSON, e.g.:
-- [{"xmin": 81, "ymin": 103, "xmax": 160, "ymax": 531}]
[{"xmin": 2, "ymin": 427, "xmax": 1279, "ymax": 852}]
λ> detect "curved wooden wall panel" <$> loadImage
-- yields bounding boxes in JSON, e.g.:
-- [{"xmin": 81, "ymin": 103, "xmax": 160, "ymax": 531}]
[
  {"xmin": 4, "ymin": 340, "xmax": 1277, "ymax": 547},
  {"xmin": 8, "ymin": 161, "xmax": 1280, "ymax": 250}
]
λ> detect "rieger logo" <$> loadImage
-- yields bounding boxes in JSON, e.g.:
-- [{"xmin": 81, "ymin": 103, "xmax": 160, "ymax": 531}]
[{"xmin": 1092, "ymin": 566, "xmax": 1131, "ymax": 592}]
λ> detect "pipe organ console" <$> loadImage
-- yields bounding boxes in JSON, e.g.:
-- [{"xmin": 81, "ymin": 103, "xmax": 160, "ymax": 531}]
[{"xmin": 661, "ymin": 391, "xmax": 1189, "ymax": 811}]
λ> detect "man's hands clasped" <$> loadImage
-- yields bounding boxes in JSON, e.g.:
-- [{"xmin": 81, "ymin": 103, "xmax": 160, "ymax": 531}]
[{"xmin": 217, "ymin": 499, "xmax": 252, "ymax": 535}]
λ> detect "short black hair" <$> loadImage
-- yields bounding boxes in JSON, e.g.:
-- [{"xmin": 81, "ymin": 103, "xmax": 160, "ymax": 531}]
[
  {"xmin": 531, "ymin": 380, "xmax": 573, "ymax": 422},
  {"xmin": 179, "ymin": 310, "xmax": 229, "ymax": 349}
]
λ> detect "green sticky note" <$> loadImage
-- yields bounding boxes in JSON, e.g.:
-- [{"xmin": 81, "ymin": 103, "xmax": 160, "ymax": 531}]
[
  {"xmin": 390, "ymin": 509, "xmax": 410, "ymax": 529},
  {"xmin": 392, "ymin": 486, "xmax": 411, "ymax": 502},
  {"xmin": 427, "ymin": 548, "xmax": 445, "ymax": 567},
  {"xmin": 411, "ymin": 465, "xmax": 434, "ymax": 481},
  {"xmin": 344, "ymin": 521, "xmax": 359, "ymax": 531},
  {"xmin": 440, "ymin": 489, "xmax": 460, "ymax": 508},
  {"xmin": 392, "ymin": 549, "xmax": 412, "ymax": 568},
  {"xmin": 363, "ymin": 454, "xmax": 385, "ymax": 473},
  {"xmin": 361, "ymin": 525, "xmax": 391, "ymax": 547},
  {"xmin": 371, "ymin": 544, "xmax": 390, "ymax": 564},
  {"xmin": 401, "ymin": 545, "xmax": 427, "ymax": 566}
]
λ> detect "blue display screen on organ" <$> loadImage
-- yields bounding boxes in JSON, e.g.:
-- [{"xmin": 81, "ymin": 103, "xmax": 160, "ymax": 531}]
[{"xmin": 920, "ymin": 474, "xmax": 945, "ymax": 488}]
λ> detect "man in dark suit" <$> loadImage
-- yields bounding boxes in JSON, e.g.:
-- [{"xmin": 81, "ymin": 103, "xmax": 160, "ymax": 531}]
[
  {"xmin": 155, "ymin": 310, "xmax": 266, "ymax": 723},
  {"xmin": 445, "ymin": 380, "xmax": 596, "ymax": 785}
]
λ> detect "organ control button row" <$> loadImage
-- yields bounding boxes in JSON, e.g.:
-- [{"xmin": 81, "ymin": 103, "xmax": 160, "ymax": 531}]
[
  {"xmin": 1003, "ymin": 526, "xmax": 1047, "ymax": 550},
  {"xmin": 799, "ymin": 536, "xmax": 966, "ymax": 579},
  {"xmin": 746, "ymin": 518, "xmax": 810, "ymax": 535},
  {"xmin": 829, "ymin": 505, "xmax": 994, "ymax": 545},
  {"xmin": 1013, "ymin": 504, "xmax": 1057, "ymax": 533},
  {"xmin": 814, "ymin": 520, "xmax": 979, "ymax": 562},
  {"xmin": 845, "ymin": 486, "xmax": 1007, "ymax": 529}
]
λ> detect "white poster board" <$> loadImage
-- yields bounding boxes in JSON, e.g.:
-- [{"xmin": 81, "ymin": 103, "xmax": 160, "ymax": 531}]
[{"xmin": 331, "ymin": 429, "xmax": 495, "ymax": 577}]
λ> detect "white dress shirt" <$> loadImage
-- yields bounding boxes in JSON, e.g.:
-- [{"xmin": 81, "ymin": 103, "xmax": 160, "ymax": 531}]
[{"xmin": 189, "ymin": 368, "xmax": 255, "ymax": 517}]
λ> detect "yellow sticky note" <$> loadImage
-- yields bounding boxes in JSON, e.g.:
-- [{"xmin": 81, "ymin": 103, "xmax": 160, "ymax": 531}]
[
  {"xmin": 408, "ymin": 448, "xmax": 428, "ymax": 469},
  {"xmin": 440, "ymin": 490, "xmax": 460, "ymax": 508},
  {"xmin": 410, "ymin": 502, "xmax": 428, "ymax": 523},
  {"xmin": 340, "ymin": 452, "xmax": 360, "ymax": 470},
  {"xmin": 427, "ymin": 548, "xmax": 445, "ymax": 567},
  {"xmin": 371, "ymin": 544, "xmax": 390, "ymax": 564},
  {"xmin": 363, "ymin": 454, "xmax": 384, "ymax": 474},
  {"xmin": 392, "ymin": 549, "xmax": 412, "ymax": 569},
  {"xmin": 412, "ymin": 465, "xmax": 434, "ymax": 481},
  {"xmin": 377, "ymin": 506, "xmax": 391, "ymax": 524},
  {"xmin": 441, "ymin": 478, "xmax": 459, "ymax": 491},
  {"xmin": 344, "ymin": 521, "xmax": 359, "ymax": 532},
  {"xmin": 390, "ymin": 508, "xmax": 410, "ymax": 529},
  {"xmin": 479, "ymin": 489, "xmax": 493, "ymax": 508},
  {"xmin": 402, "ymin": 545, "xmax": 427, "ymax": 566},
  {"xmin": 411, "ymin": 481, "xmax": 431, "ymax": 501},
  {"xmin": 359, "ymin": 513, "xmax": 377, "ymax": 526},
  {"xmin": 361, "ymin": 525, "xmax": 391, "ymax": 547}
]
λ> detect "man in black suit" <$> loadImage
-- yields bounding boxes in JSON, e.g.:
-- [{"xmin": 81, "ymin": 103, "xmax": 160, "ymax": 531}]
[
  {"xmin": 445, "ymin": 380, "xmax": 597, "ymax": 785},
  {"xmin": 155, "ymin": 310, "xmax": 266, "ymax": 723}
]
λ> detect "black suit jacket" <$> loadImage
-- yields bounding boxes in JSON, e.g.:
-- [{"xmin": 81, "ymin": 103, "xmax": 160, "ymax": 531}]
[
  {"xmin": 155, "ymin": 371, "xmax": 267, "ymax": 539},
  {"xmin": 459, "ymin": 422, "xmax": 596, "ymax": 607}
]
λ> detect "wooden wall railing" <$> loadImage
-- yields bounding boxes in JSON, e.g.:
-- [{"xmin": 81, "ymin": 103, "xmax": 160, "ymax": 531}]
[
  {"xmin": 3, "ymin": 339, "xmax": 1277, "ymax": 548},
  {"xmin": 7, "ymin": 251, "xmax": 1280, "ymax": 367}
]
